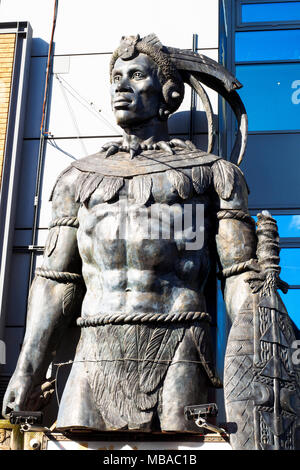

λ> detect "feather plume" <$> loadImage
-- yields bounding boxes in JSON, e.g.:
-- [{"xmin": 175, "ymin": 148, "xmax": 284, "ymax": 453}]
[
  {"xmin": 86, "ymin": 325, "xmax": 156, "ymax": 429},
  {"xmin": 166, "ymin": 169, "xmax": 191, "ymax": 199},
  {"xmin": 212, "ymin": 159, "xmax": 235, "ymax": 200},
  {"xmin": 140, "ymin": 326, "xmax": 184, "ymax": 394},
  {"xmin": 190, "ymin": 322, "xmax": 221, "ymax": 387},
  {"xmin": 143, "ymin": 33, "xmax": 163, "ymax": 49},
  {"xmin": 97, "ymin": 176, "xmax": 124, "ymax": 202},
  {"xmin": 128, "ymin": 175, "xmax": 152, "ymax": 205},
  {"xmin": 49, "ymin": 165, "xmax": 77, "ymax": 201},
  {"xmin": 75, "ymin": 172, "xmax": 91, "ymax": 202},
  {"xmin": 192, "ymin": 165, "xmax": 212, "ymax": 194},
  {"xmin": 76, "ymin": 173, "xmax": 104, "ymax": 203},
  {"xmin": 62, "ymin": 283, "xmax": 76, "ymax": 316},
  {"xmin": 45, "ymin": 227, "xmax": 59, "ymax": 257}
]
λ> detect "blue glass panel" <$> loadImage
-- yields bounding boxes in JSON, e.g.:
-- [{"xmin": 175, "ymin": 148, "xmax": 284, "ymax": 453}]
[
  {"xmin": 236, "ymin": 30, "xmax": 300, "ymax": 61},
  {"xmin": 281, "ymin": 289, "xmax": 300, "ymax": 329},
  {"xmin": 242, "ymin": 2, "xmax": 300, "ymax": 23},
  {"xmin": 276, "ymin": 215, "xmax": 300, "ymax": 237},
  {"xmin": 251, "ymin": 215, "xmax": 300, "ymax": 237},
  {"xmin": 280, "ymin": 248, "xmax": 300, "ymax": 285},
  {"xmin": 236, "ymin": 63, "xmax": 300, "ymax": 131}
]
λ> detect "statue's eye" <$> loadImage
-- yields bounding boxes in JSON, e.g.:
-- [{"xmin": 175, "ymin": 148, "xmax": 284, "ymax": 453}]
[
  {"xmin": 113, "ymin": 75, "xmax": 121, "ymax": 83},
  {"xmin": 133, "ymin": 71, "xmax": 145, "ymax": 80}
]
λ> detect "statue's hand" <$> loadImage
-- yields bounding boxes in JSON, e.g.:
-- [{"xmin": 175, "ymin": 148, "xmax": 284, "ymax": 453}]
[
  {"xmin": 26, "ymin": 379, "xmax": 55, "ymax": 411},
  {"xmin": 2, "ymin": 372, "xmax": 32, "ymax": 418}
]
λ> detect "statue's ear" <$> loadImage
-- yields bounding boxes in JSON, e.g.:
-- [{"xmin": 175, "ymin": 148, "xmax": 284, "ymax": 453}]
[
  {"xmin": 158, "ymin": 103, "xmax": 170, "ymax": 121},
  {"xmin": 161, "ymin": 80, "xmax": 184, "ymax": 116}
]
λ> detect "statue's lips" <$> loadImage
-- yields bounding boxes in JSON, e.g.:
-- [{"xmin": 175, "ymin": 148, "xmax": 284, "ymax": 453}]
[{"xmin": 113, "ymin": 96, "xmax": 132, "ymax": 109}]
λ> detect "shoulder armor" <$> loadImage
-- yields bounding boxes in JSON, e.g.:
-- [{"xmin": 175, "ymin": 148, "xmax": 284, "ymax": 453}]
[
  {"xmin": 49, "ymin": 165, "xmax": 80, "ymax": 202},
  {"xmin": 211, "ymin": 159, "xmax": 248, "ymax": 201}
]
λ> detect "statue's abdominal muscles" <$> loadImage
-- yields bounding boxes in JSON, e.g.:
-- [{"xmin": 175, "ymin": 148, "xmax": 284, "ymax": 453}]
[{"xmin": 77, "ymin": 197, "xmax": 208, "ymax": 317}]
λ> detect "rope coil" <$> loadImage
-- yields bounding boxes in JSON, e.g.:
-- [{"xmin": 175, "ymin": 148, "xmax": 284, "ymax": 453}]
[
  {"xmin": 217, "ymin": 209, "xmax": 255, "ymax": 227},
  {"xmin": 77, "ymin": 311, "xmax": 211, "ymax": 326},
  {"xmin": 35, "ymin": 268, "xmax": 83, "ymax": 283},
  {"xmin": 49, "ymin": 216, "xmax": 79, "ymax": 229},
  {"xmin": 221, "ymin": 258, "xmax": 259, "ymax": 278}
]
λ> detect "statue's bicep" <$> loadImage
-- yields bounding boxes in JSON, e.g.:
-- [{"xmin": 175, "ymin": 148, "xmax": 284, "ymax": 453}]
[{"xmin": 42, "ymin": 166, "xmax": 81, "ymax": 272}]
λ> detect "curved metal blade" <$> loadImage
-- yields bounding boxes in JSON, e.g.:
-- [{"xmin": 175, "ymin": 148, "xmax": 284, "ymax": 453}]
[
  {"xmin": 167, "ymin": 48, "xmax": 248, "ymax": 165},
  {"xmin": 167, "ymin": 47, "xmax": 242, "ymax": 93},
  {"xmin": 186, "ymin": 73, "xmax": 216, "ymax": 154}
]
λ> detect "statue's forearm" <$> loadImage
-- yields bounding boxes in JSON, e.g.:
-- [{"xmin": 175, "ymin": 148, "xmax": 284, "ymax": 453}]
[
  {"xmin": 223, "ymin": 272, "xmax": 253, "ymax": 324},
  {"xmin": 15, "ymin": 276, "xmax": 77, "ymax": 380},
  {"xmin": 216, "ymin": 214, "xmax": 257, "ymax": 323}
]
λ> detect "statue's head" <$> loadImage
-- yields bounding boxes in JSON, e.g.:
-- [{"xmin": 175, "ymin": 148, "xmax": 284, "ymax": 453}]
[
  {"xmin": 108, "ymin": 34, "xmax": 247, "ymax": 165},
  {"xmin": 110, "ymin": 35, "xmax": 184, "ymax": 127}
]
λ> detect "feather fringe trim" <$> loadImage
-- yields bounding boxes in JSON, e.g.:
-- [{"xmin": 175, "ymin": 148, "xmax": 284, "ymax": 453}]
[
  {"xmin": 51, "ymin": 158, "xmax": 242, "ymax": 207},
  {"xmin": 166, "ymin": 169, "xmax": 191, "ymax": 199},
  {"xmin": 128, "ymin": 175, "xmax": 152, "ymax": 205},
  {"xmin": 75, "ymin": 173, "xmax": 104, "ymax": 203},
  {"xmin": 97, "ymin": 176, "xmax": 124, "ymax": 203},
  {"xmin": 211, "ymin": 159, "xmax": 235, "ymax": 200},
  {"xmin": 49, "ymin": 165, "xmax": 78, "ymax": 201},
  {"xmin": 192, "ymin": 165, "xmax": 212, "ymax": 194}
]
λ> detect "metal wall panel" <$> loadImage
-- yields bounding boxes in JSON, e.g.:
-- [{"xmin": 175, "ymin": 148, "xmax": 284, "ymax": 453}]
[
  {"xmin": 240, "ymin": 133, "xmax": 300, "ymax": 209},
  {"xmin": 5, "ymin": 253, "xmax": 30, "ymax": 326},
  {"xmin": 23, "ymin": 57, "xmax": 47, "ymax": 139},
  {"xmin": 14, "ymin": 139, "xmax": 39, "ymax": 229},
  {"xmin": 2, "ymin": 327, "xmax": 24, "ymax": 375}
]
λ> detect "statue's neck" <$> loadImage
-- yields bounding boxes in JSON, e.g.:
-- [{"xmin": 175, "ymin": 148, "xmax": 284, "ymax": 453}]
[{"xmin": 121, "ymin": 118, "xmax": 169, "ymax": 148}]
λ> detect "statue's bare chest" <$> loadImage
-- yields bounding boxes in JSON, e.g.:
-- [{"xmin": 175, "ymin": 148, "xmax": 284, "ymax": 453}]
[
  {"xmin": 89, "ymin": 169, "xmax": 189, "ymax": 207},
  {"xmin": 76, "ymin": 169, "xmax": 212, "ymax": 281},
  {"xmin": 77, "ymin": 169, "xmax": 211, "ymax": 259}
]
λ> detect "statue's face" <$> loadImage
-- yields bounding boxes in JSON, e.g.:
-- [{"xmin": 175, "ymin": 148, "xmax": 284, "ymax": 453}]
[{"xmin": 111, "ymin": 53, "xmax": 163, "ymax": 127}]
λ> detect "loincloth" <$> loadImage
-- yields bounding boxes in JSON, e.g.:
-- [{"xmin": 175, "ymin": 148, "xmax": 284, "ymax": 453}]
[{"xmin": 76, "ymin": 316, "xmax": 219, "ymax": 430}]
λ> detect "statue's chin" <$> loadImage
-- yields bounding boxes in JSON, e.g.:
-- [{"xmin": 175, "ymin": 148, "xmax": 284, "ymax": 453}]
[
  {"xmin": 114, "ymin": 109, "xmax": 137, "ymax": 128},
  {"xmin": 114, "ymin": 109, "xmax": 159, "ymax": 130}
]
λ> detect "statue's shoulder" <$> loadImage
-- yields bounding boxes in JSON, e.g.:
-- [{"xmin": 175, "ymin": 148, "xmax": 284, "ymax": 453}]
[
  {"xmin": 70, "ymin": 148, "xmax": 221, "ymax": 178},
  {"xmin": 49, "ymin": 163, "xmax": 82, "ymax": 202},
  {"xmin": 165, "ymin": 153, "xmax": 248, "ymax": 202},
  {"xmin": 48, "ymin": 150, "xmax": 248, "ymax": 206},
  {"xmin": 208, "ymin": 157, "xmax": 249, "ymax": 202}
]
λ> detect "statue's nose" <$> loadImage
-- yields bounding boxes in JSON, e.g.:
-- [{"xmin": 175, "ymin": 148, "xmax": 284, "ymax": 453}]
[{"xmin": 115, "ymin": 76, "xmax": 132, "ymax": 92}]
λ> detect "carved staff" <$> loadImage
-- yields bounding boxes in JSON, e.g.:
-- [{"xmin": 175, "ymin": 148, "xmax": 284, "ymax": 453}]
[{"xmin": 224, "ymin": 211, "xmax": 299, "ymax": 450}]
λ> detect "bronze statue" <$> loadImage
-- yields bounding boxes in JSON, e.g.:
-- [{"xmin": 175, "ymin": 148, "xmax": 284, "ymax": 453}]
[{"xmin": 3, "ymin": 34, "xmax": 300, "ymax": 449}]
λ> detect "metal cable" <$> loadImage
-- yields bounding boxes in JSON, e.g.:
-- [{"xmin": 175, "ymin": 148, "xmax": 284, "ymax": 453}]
[
  {"xmin": 55, "ymin": 73, "xmax": 120, "ymax": 134},
  {"xmin": 56, "ymin": 74, "xmax": 88, "ymax": 156},
  {"xmin": 27, "ymin": 0, "xmax": 58, "ymax": 291}
]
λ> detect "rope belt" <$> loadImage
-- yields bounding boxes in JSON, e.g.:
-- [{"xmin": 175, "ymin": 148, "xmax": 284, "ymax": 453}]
[
  {"xmin": 35, "ymin": 268, "xmax": 83, "ymax": 283},
  {"xmin": 77, "ymin": 311, "xmax": 211, "ymax": 327},
  {"xmin": 221, "ymin": 258, "xmax": 260, "ymax": 278},
  {"xmin": 49, "ymin": 216, "xmax": 79, "ymax": 229},
  {"xmin": 217, "ymin": 209, "xmax": 255, "ymax": 227}
]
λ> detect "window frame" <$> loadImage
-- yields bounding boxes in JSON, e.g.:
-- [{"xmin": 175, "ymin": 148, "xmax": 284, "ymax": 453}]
[
  {"xmin": 234, "ymin": 1, "xmax": 300, "ymax": 134},
  {"xmin": 236, "ymin": 0, "xmax": 300, "ymax": 30}
]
